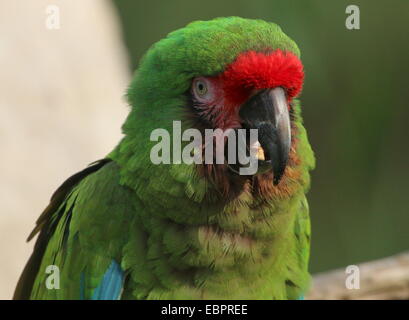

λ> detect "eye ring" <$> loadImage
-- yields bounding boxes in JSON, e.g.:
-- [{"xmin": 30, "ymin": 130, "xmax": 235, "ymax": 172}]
[{"xmin": 194, "ymin": 79, "xmax": 208, "ymax": 97}]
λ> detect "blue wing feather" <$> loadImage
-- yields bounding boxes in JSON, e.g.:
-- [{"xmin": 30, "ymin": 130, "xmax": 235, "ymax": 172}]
[{"xmin": 88, "ymin": 260, "xmax": 124, "ymax": 300}]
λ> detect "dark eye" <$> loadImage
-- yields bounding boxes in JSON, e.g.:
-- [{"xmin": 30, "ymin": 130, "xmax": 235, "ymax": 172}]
[{"xmin": 194, "ymin": 79, "xmax": 208, "ymax": 97}]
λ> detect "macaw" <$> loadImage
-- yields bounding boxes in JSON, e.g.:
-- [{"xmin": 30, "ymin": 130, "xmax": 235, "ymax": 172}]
[{"xmin": 14, "ymin": 17, "xmax": 315, "ymax": 300}]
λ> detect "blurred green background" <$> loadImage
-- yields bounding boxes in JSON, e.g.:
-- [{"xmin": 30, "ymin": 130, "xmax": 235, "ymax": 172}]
[{"xmin": 112, "ymin": 0, "xmax": 409, "ymax": 274}]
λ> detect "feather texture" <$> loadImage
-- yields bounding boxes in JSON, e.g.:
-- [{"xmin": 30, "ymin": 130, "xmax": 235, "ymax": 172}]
[{"xmin": 91, "ymin": 261, "xmax": 124, "ymax": 300}]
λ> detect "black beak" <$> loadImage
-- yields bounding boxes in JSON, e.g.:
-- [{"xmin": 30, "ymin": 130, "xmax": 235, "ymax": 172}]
[{"xmin": 239, "ymin": 88, "xmax": 291, "ymax": 185}]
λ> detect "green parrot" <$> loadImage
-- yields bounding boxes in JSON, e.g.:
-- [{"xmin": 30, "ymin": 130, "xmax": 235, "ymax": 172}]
[{"xmin": 14, "ymin": 17, "xmax": 315, "ymax": 300}]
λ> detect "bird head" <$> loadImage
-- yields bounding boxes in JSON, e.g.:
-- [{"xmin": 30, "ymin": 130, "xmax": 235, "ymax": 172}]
[{"xmin": 122, "ymin": 17, "xmax": 310, "ymax": 198}]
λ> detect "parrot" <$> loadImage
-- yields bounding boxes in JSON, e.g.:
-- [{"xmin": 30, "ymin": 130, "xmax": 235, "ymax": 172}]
[{"xmin": 14, "ymin": 17, "xmax": 315, "ymax": 300}]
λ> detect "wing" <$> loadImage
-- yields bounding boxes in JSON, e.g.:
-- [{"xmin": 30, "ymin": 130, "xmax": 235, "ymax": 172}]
[{"xmin": 14, "ymin": 159, "xmax": 136, "ymax": 300}]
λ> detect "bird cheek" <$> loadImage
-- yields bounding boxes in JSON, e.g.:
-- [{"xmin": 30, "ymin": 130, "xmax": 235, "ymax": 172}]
[{"xmin": 216, "ymin": 105, "xmax": 241, "ymax": 130}]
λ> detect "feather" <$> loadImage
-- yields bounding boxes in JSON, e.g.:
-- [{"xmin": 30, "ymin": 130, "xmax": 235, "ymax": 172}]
[{"xmin": 90, "ymin": 260, "xmax": 124, "ymax": 300}]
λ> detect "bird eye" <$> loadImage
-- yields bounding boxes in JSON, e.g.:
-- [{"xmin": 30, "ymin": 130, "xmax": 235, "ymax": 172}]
[{"xmin": 193, "ymin": 79, "xmax": 208, "ymax": 97}]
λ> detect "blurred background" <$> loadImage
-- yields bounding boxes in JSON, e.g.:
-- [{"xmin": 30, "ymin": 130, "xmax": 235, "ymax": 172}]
[{"xmin": 1, "ymin": 0, "xmax": 408, "ymax": 299}]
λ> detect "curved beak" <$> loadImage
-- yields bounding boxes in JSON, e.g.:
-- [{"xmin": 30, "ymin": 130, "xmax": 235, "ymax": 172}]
[{"xmin": 239, "ymin": 87, "xmax": 291, "ymax": 185}]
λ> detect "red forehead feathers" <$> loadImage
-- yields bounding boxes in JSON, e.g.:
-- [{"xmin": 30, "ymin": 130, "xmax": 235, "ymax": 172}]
[{"xmin": 220, "ymin": 49, "xmax": 304, "ymax": 104}]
